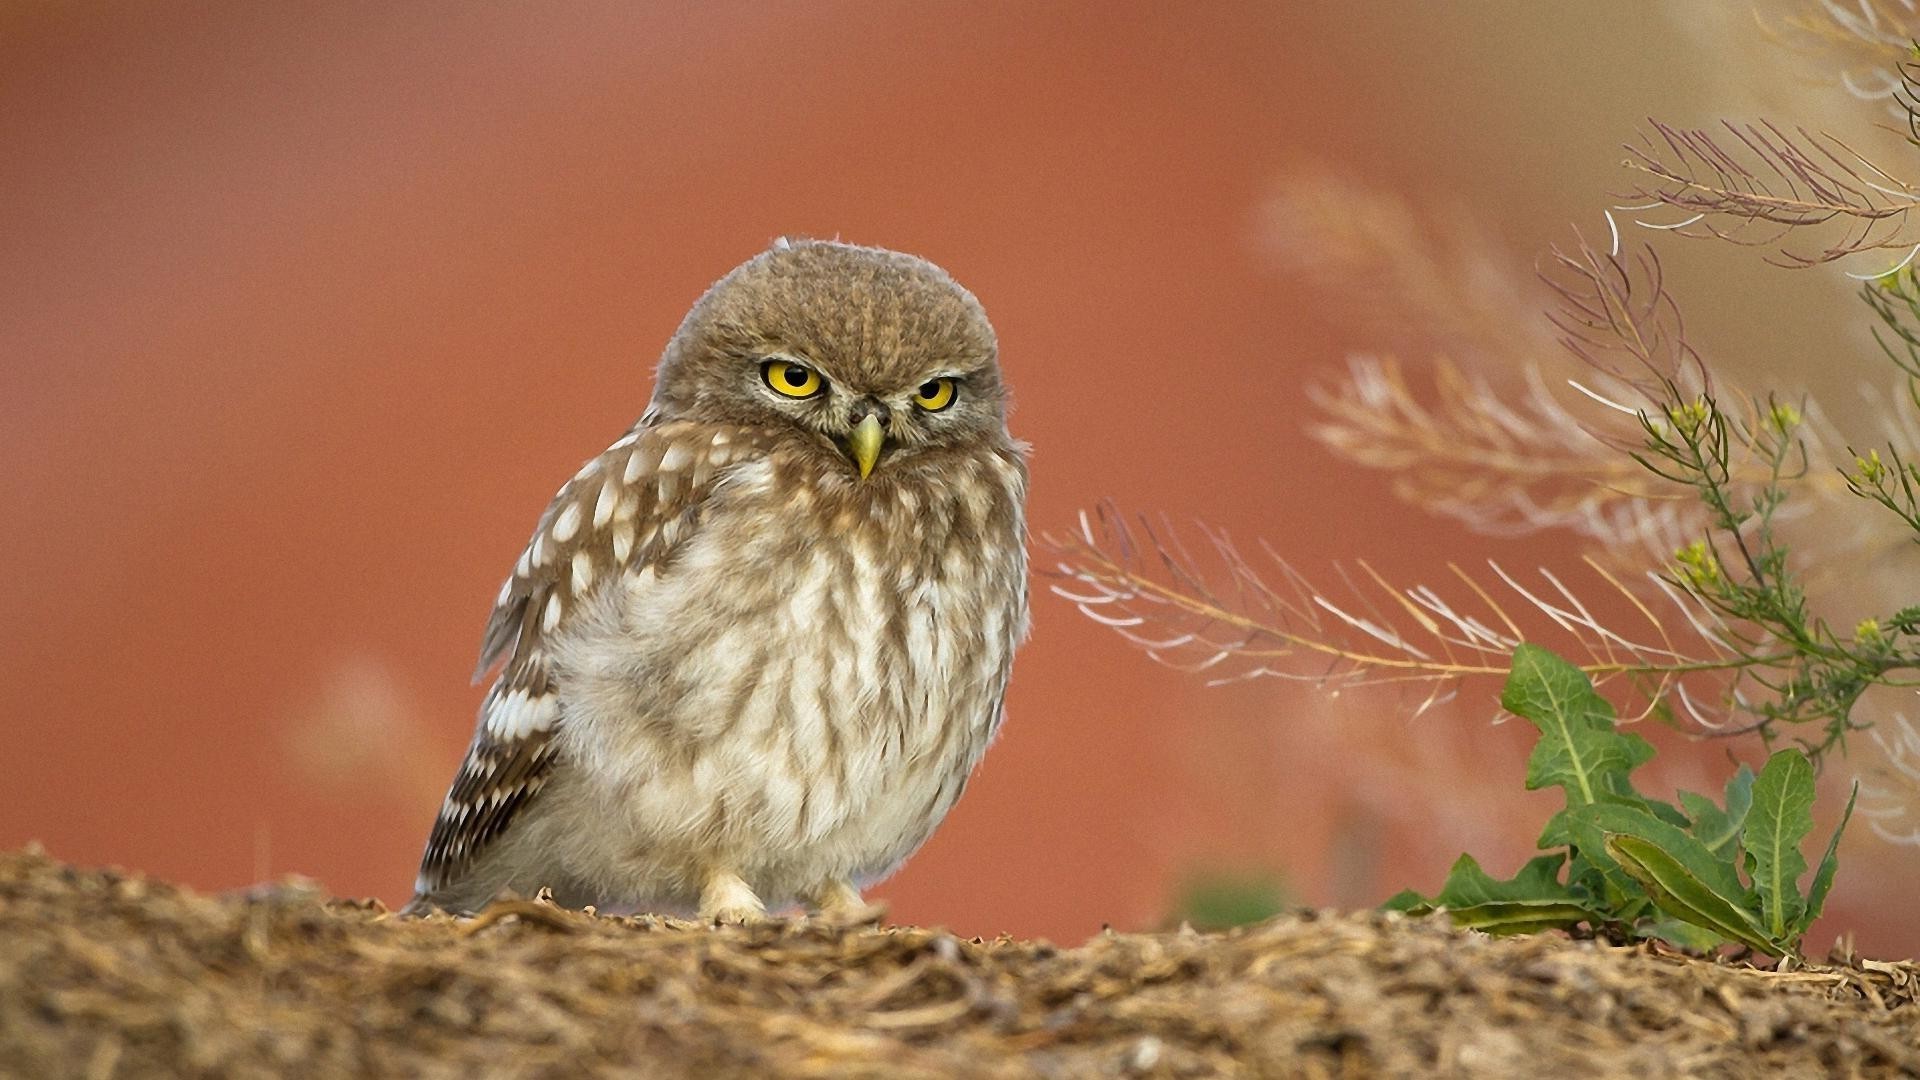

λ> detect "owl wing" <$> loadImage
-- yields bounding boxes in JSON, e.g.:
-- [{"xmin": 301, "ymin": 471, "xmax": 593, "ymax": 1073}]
[{"xmin": 412, "ymin": 418, "xmax": 773, "ymax": 901}]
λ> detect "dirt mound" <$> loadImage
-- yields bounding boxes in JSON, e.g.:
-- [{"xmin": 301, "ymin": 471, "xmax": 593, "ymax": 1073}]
[{"xmin": 2, "ymin": 848, "xmax": 1916, "ymax": 1078}]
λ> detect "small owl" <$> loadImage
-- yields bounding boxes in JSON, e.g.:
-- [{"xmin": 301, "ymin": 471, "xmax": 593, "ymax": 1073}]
[{"xmin": 408, "ymin": 239, "xmax": 1029, "ymax": 921}]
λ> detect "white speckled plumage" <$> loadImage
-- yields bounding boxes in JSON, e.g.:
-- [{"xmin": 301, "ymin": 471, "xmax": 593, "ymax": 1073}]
[{"xmin": 409, "ymin": 240, "xmax": 1028, "ymax": 919}]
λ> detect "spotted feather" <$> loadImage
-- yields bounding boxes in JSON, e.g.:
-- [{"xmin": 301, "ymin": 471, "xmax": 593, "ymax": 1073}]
[{"xmin": 411, "ymin": 419, "xmax": 775, "ymax": 902}]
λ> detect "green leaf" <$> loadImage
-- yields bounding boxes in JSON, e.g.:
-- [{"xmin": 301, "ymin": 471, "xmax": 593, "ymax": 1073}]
[
  {"xmin": 1170, "ymin": 871, "xmax": 1291, "ymax": 931},
  {"xmin": 1429, "ymin": 853, "xmax": 1596, "ymax": 935},
  {"xmin": 1381, "ymin": 889, "xmax": 1432, "ymax": 915},
  {"xmin": 1542, "ymin": 789, "xmax": 1685, "ymax": 848},
  {"xmin": 1801, "ymin": 782, "xmax": 1860, "ymax": 934},
  {"xmin": 1570, "ymin": 801, "xmax": 1784, "ymax": 955},
  {"xmin": 1604, "ymin": 834, "xmax": 1785, "ymax": 956},
  {"xmin": 1562, "ymin": 810, "xmax": 1648, "ymax": 909},
  {"xmin": 1720, "ymin": 762, "xmax": 1758, "ymax": 830},
  {"xmin": 1640, "ymin": 916, "xmax": 1728, "ymax": 953},
  {"xmin": 1886, "ymin": 604, "xmax": 1920, "ymax": 633},
  {"xmin": 1501, "ymin": 644, "xmax": 1655, "ymax": 807},
  {"xmin": 1630, "ymin": 790, "xmax": 1692, "ymax": 829},
  {"xmin": 1538, "ymin": 808, "xmax": 1572, "ymax": 849},
  {"xmin": 1677, "ymin": 765, "xmax": 1755, "ymax": 858},
  {"xmin": 1745, "ymin": 750, "xmax": 1817, "ymax": 941},
  {"xmin": 1565, "ymin": 848, "xmax": 1648, "ymax": 922}
]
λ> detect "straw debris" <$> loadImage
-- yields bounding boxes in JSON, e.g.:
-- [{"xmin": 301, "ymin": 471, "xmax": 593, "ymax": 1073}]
[{"xmin": 1, "ymin": 848, "xmax": 1916, "ymax": 1078}]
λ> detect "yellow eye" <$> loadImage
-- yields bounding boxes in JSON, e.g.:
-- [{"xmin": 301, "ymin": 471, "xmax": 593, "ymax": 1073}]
[
  {"xmin": 912, "ymin": 377, "xmax": 957, "ymax": 412},
  {"xmin": 762, "ymin": 359, "xmax": 824, "ymax": 399}
]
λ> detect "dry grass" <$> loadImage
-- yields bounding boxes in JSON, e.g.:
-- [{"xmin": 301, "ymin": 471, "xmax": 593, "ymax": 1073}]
[{"xmin": 2, "ymin": 848, "xmax": 1917, "ymax": 1079}]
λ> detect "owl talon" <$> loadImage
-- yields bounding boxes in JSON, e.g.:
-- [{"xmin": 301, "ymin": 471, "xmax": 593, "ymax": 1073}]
[
  {"xmin": 698, "ymin": 872, "xmax": 767, "ymax": 925},
  {"xmin": 809, "ymin": 880, "xmax": 886, "ymax": 926},
  {"xmin": 709, "ymin": 905, "xmax": 768, "ymax": 926}
]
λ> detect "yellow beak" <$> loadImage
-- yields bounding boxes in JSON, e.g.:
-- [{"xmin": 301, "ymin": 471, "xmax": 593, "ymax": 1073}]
[{"xmin": 848, "ymin": 414, "xmax": 885, "ymax": 479}]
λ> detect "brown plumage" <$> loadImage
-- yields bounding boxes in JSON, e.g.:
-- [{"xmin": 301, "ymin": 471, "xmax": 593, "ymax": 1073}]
[{"xmin": 409, "ymin": 239, "xmax": 1029, "ymax": 920}]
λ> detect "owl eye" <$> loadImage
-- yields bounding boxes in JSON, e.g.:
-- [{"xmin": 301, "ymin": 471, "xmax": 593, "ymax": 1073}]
[
  {"xmin": 912, "ymin": 377, "xmax": 957, "ymax": 412},
  {"xmin": 761, "ymin": 359, "xmax": 825, "ymax": 399}
]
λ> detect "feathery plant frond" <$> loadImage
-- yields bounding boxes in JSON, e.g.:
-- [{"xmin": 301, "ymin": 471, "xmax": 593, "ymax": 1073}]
[
  {"xmin": 1255, "ymin": 168, "xmax": 1558, "ymax": 362},
  {"xmin": 1762, "ymin": 0, "xmax": 1918, "ymax": 112},
  {"xmin": 1285, "ymin": 188, "xmax": 1856, "ymax": 561},
  {"xmin": 1306, "ymin": 354, "xmax": 1877, "ymax": 570},
  {"xmin": 1860, "ymin": 713, "xmax": 1920, "ymax": 843},
  {"xmin": 1060, "ymin": 29, "xmax": 1920, "ymax": 866},
  {"xmin": 1619, "ymin": 120, "xmax": 1920, "ymax": 266},
  {"xmin": 1045, "ymin": 502, "xmax": 1771, "ymax": 729},
  {"xmin": 1543, "ymin": 237, "xmax": 1705, "ymax": 403},
  {"xmin": 1053, "ymin": 232, "xmax": 1920, "ymax": 761},
  {"xmin": 1309, "ymin": 245, "xmax": 1916, "ymax": 596},
  {"xmin": 1306, "ymin": 356, "xmax": 1698, "ymax": 548}
]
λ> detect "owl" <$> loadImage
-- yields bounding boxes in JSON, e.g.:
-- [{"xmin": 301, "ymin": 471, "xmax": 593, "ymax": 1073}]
[{"xmin": 407, "ymin": 239, "xmax": 1029, "ymax": 922}]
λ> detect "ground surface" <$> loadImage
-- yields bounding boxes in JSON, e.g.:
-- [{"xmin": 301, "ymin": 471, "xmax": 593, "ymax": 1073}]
[{"xmin": 2, "ymin": 849, "xmax": 1917, "ymax": 1079}]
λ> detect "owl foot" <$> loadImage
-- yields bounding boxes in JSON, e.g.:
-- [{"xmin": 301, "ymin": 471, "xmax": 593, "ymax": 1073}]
[
  {"xmin": 808, "ymin": 879, "xmax": 886, "ymax": 927},
  {"xmin": 698, "ymin": 871, "xmax": 767, "ymax": 925}
]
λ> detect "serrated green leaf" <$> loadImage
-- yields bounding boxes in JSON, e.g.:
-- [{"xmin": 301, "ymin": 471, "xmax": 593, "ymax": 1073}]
[
  {"xmin": 1573, "ymin": 803, "xmax": 1752, "ymax": 898},
  {"xmin": 1640, "ymin": 916, "xmax": 1728, "ymax": 953},
  {"xmin": 1563, "ymin": 812, "xmax": 1647, "ymax": 910},
  {"xmin": 1445, "ymin": 903, "xmax": 1594, "ymax": 936},
  {"xmin": 1388, "ymin": 646, "xmax": 1852, "ymax": 957},
  {"xmin": 1428, "ymin": 853, "xmax": 1595, "ymax": 935},
  {"xmin": 1678, "ymin": 791, "xmax": 1719, "ymax": 831},
  {"xmin": 1559, "ymin": 791, "xmax": 1690, "ymax": 914},
  {"xmin": 1570, "ymin": 801, "xmax": 1781, "ymax": 953},
  {"xmin": 1801, "ymin": 782, "xmax": 1860, "ymax": 933},
  {"xmin": 1678, "ymin": 765, "xmax": 1755, "ymax": 858},
  {"xmin": 1433, "ymin": 852, "xmax": 1566, "ymax": 903},
  {"xmin": 1538, "ymin": 808, "xmax": 1572, "ymax": 849},
  {"xmin": 1545, "ymin": 789, "xmax": 1686, "ymax": 848},
  {"xmin": 1746, "ymin": 750, "xmax": 1817, "ymax": 941},
  {"xmin": 1381, "ymin": 889, "xmax": 1431, "ymax": 915},
  {"xmin": 1501, "ymin": 644, "xmax": 1655, "ymax": 807},
  {"xmin": 1605, "ymin": 834, "xmax": 1785, "ymax": 956},
  {"xmin": 1724, "ymin": 765, "xmax": 1757, "ymax": 829},
  {"xmin": 1635, "ymin": 792, "xmax": 1692, "ymax": 829},
  {"xmin": 1565, "ymin": 848, "xmax": 1647, "ymax": 921}
]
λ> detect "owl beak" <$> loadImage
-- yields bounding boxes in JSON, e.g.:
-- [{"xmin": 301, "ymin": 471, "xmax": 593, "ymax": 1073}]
[{"xmin": 848, "ymin": 413, "xmax": 886, "ymax": 479}]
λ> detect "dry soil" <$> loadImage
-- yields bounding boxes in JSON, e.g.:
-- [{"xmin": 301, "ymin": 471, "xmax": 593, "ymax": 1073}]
[{"xmin": 2, "ymin": 848, "xmax": 1916, "ymax": 1078}]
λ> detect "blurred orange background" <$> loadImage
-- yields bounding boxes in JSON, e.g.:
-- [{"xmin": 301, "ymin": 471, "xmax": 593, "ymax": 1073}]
[{"xmin": 6, "ymin": 4, "xmax": 1917, "ymax": 954}]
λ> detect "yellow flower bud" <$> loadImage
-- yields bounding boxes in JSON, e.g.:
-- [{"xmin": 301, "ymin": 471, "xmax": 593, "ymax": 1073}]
[
  {"xmin": 1673, "ymin": 541, "xmax": 1719, "ymax": 586},
  {"xmin": 1666, "ymin": 399, "xmax": 1711, "ymax": 436}
]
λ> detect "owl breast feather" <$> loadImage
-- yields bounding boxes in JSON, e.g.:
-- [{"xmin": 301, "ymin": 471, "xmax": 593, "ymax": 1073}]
[{"xmin": 545, "ymin": 444, "xmax": 1028, "ymax": 897}]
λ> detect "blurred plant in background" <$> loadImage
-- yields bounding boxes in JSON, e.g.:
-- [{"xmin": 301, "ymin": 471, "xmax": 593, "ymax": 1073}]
[
  {"xmin": 1086, "ymin": 2, "xmax": 1920, "ymax": 930},
  {"xmin": 1163, "ymin": 870, "xmax": 1293, "ymax": 934},
  {"xmin": 1765, "ymin": 0, "xmax": 1919, "ymax": 117}
]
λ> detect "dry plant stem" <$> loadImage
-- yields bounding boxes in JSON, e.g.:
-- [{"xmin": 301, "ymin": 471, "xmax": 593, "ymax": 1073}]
[
  {"xmin": 1308, "ymin": 358, "xmax": 1693, "ymax": 545},
  {"xmin": 1046, "ymin": 504, "xmax": 1798, "ymax": 729},
  {"xmin": 1544, "ymin": 239, "xmax": 1707, "ymax": 414},
  {"xmin": 1307, "ymin": 232, "xmax": 1920, "ymax": 741},
  {"xmin": 1621, "ymin": 120, "xmax": 1920, "ymax": 266},
  {"xmin": 1310, "ymin": 357, "xmax": 1893, "ymax": 593},
  {"xmin": 1060, "ymin": 228, "xmax": 1920, "ymax": 751}
]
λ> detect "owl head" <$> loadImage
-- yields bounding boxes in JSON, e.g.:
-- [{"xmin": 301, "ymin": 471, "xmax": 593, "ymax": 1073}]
[{"xmin": 651, "ymin": 239, "xmax": 1007, "ymax": 478}]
